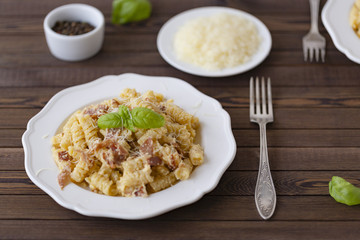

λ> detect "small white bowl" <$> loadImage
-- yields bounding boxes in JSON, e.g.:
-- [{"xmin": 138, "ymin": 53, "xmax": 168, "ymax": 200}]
[{"xmin": 44, "ymin": 4, "xmax": 105, "ymax": 61}]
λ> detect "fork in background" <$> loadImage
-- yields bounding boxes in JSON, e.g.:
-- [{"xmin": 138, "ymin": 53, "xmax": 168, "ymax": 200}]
[
  {"xmin": 249, "ymin": 77, "xmax": 276, "ymax": 220},
  {"xmin": 302, "ymin": 0, "xmax": 326, "ymax": 62}
]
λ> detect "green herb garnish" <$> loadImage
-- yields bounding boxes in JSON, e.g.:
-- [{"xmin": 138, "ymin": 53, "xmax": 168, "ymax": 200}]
[
  {"xmin": 112, "ymin": 0, "xmax": 152, "ymax": 25},
  {"xmin": 98, "ymin": 105, "xmax": 164, "ymax": 131},
  {"xmin": 329, "ymin": 176, "xmax": 360, "ymax": 206}
]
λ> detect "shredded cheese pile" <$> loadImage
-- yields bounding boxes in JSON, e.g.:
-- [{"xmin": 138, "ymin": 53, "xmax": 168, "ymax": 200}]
[{"xmin": 174, "ymin": 13, "xmax": 261, "ymax": 70}]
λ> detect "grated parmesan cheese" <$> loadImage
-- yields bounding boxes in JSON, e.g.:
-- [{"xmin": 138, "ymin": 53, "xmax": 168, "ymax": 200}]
[{"xmin": 174, "ymin": 13, "xmax": 261, "ymax": 70}]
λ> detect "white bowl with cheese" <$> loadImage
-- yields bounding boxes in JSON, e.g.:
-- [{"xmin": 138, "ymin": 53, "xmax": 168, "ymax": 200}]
[{"xmin": 157, "ymin": 7, "xmax": 272, "ymax": 77}]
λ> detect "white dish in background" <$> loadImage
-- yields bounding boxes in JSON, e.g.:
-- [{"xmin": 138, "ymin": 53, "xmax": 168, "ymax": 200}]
[
  {"xmin": 322, "ymin": 0, "xmax": 360, "ymax": 64},
  {"xmin": 157, "ymin": 6, "xmax": 272, "ymax": 77},
  {"xmin": 22, "ymin": 73, "xmax": 237, "ymax": 220}
]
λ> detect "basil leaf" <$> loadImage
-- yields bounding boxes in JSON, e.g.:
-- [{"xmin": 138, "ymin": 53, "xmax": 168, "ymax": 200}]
[
  {"xmin": 124, "ymin": 118, "xmax": 136, "ymax": 132},
  {"xmin": 97, "ymin": 105, "xmax": 164, "ymax": 131},
  {"xmin": 112, "ymin": 0, "xmax": 151, "ymax": 25},
  {"xmin": 97, "ymin": 112, "xmax": 124, "ymax": 129},
  {"xmin": 131, "ymin": 107, "xmax": 165, "ymax": 129},
  {"xmin": 118, "ymin": 105, "xmax": 131, "ymax": 119},
  {"xmin": 112, "ymin": 0, "xmax": 125, "ymax": 25},
  {"xmin": 329, "ymin": 176, "xmax": 360, "ymax": 206},
  {"xmin": 117, "ymin": 105, "xmax": 136, "ymax": 131}
]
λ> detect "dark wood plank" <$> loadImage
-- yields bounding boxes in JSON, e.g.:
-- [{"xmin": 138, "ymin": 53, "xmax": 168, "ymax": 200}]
[
  {"xmin": 0, "ymin": 129, "xmax": 25, "ymax": 147},
  {"xmin": 217, "ymin": 87, "xmax": 360, "ymax": 108},
  {"xmin": 232, "ymin": 147, "xmax": 360, "ymax": 171},
  {"xmin": 0, "ymin": 148, "xmax": 24, "ymax": 171},
  {"xmin": 232, "ymin": 108, "xmax": 360, "ymax": 128},
  {"xmin": 235, "ymin": 129, "xmax": 360, "ymax": 147},
  {"xmin": 4, "ymin": 86, "xmax": 360, "ymax": 108},
  {"xmin": 212, "ymin": 171, "xmax": 360, "ymax": 196},
  {"xmin": 1, "ymin": 195, "xmax": 360, "ymax": 221},
  {"xmin": 3, "ymin": 147, "xmax": 360, "ymax": 171},
  {"xmin": 1, "ymin": 220, "xmax": 359, "ymax": 240},
  {"xmin": 1, "ymin": 170, "xmax": 358, "ymax": 196},
  {"xmin": 0, "ymin": 109, "xmax": 39, "ymax": 128},
  {"xmin": 0, "ymin": 171, "xmax": 41, "ymax": 195},
  {"xmin": 1, "ymin": 66, "xmax": 360, "ymax": 88},
  {"xmin": 229, "ymin": 108, "xmax": 360, "ymax": 129}
]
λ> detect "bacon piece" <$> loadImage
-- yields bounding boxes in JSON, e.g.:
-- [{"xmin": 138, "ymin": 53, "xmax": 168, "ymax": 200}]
[
  {"xmin": 134, "ymin": 185, "xmax": 147, "ymax": 197},
  {"xmin": 140, "ymin": 138, "xmax": 165, "ymax": 167},
  {"xmin": 95, "ymin": 139, "xmax": 128, "ymax": 168},
  {"xmin": 140, "ymin": 138, "xmax": 153, "ymax": 156},
  {"xmin": 168, "ymin": 154, "xmax": 180, "ymax": 171},
  {"xmin": 147, "ymin": 156, "xmax": 162, "ymax": 166},
  {"xmin": 58, "ymin": 151, "xmax": 70, "ymax": 161},
  {"xmin": 171, "ymin": 142, "xmax": 185, "ymax": 156},
  {"xmin": 57, "ymin": 164, "xmax": 71, "ymax": 189},
  {"xmin": 110, "ymin": 142, "xmax": 128, "ymax": 164},
  {"xmin": 111, "ymin": 99, "xmax": 121, "ymax": 108},
  {"xmin": 79, "ymin": 150, "xmax": 93, "ymax": 165},
  {"xmin": 83, "ymin": 104, "xmax": 109, "ymax": 118}
]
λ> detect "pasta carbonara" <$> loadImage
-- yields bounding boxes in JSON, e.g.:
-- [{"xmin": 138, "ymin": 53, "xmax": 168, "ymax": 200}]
[{"xmin": 51, "ymin": 88, "xmax": 204, "ymax": 197}]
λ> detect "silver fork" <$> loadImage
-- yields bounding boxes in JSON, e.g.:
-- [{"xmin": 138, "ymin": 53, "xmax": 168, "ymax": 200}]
[
  {"xmin": 302, "ymin": 0, "xmax": 326, "ymax": 62},
  {"xmin": 250, "ymin": 77, "xmax": 276, "ymax": 220}
]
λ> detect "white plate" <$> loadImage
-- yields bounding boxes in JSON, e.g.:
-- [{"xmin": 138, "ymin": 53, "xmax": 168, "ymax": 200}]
[
  {"xmin": 157, "ymin": 6, "xmax": 272, "ymax": 77},
  {"xmin": 322, "ymin": 0, "xmax": 360, "ymax": 64},
  {"xmin": 22, "ymin": 73, "xmax": 236, "ymax": 219}
]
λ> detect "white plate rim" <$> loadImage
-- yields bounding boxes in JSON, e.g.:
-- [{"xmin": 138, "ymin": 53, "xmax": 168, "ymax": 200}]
[
  {"xmin": 22, "ymin": 73, "xmax": 237, "ymax": 219},
  {"xmin": 321, "ymin": 0, "xmax": 360, "ymax": 64},
  {"xmin": 157, "ymin": 6, "xmax": 272, "ymax": 77}
]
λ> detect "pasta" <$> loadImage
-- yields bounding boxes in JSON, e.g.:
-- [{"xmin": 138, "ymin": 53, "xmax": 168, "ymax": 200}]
[{"xmin": 51, "ymin": 88, "xmax": 204, "ymax": 197}]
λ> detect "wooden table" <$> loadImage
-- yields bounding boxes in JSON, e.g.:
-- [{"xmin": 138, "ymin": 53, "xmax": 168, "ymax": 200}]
[{"xmin": 1, "ymin": 0, "xmax": 360, "ymax": 239}]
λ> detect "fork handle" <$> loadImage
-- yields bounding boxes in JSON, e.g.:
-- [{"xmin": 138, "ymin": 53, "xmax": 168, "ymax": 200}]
[
  {"xmin": 255, "ymin": 122, "xmax": 276, "ymax": 220},
  {"xmin": 309, "ymin": 0, "xmax": 320, "ymax": 33}
]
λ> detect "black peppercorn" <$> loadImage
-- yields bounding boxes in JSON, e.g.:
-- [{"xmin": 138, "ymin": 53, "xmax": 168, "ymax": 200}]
[{"xmin": 52, "ymin": 21, "xmax": 95, "ymax": 36}]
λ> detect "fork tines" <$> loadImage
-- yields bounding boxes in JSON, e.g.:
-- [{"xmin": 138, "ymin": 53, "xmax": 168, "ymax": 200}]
[
  {"xmin": 303, "ymin": 42, "xmax": 326, "ymax": 62},
  {"xmin": 302, "ymin": 0, "xmax": 326, "ymax": 63},
  {"xmin": 250, "ymin": 77, "xmax": 273, "ymax": 118}
]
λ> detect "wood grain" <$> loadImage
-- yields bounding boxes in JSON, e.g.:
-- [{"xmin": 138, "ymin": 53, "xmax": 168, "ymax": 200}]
[
  {"xmin": 1, "ymin": 66, "xmax": 360, "ymax": 88},
  {"xmin": 1, "ymin": 220, "xmax": 359, "ymax": 240},
  {"xmin": 1, "ymin": 195, "xmax": 360, "ymax": 221},
  {"xmin": 3, "ymin": 87, "xmax": 360, "ymax": 108}
]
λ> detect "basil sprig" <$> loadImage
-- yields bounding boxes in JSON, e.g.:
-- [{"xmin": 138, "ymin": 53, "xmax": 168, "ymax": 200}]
[
  {"xmin": 98, "ymin": 105, "xmax": 164, "ymax": 131},
  {"xmin": 112, "ymin": 0, "xmax": 152, "ymax": 25},
  {"xmin": 329, "ymin": 176, "xmax": 360, "ymax": 206}
]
